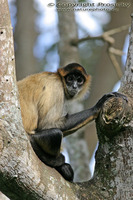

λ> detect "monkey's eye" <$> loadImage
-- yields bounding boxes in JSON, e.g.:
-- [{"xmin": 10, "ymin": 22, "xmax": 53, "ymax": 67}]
[
  {"xmin": 66, "ymin": 75, "xmax": 74, "ymax": 83},
  {"xmin": 77, "ymin": 77, "xmax": 84, "ymax": 85}
]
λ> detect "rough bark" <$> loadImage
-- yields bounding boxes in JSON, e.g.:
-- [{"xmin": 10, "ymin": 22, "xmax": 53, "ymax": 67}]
[
  {"xmin": 0, "ymin": 1, "xmax": 132, "ymax": 200},
  {"xmin": 0, "ymin": 3, "xmax": 82, "ymax": 198},
  {"xmin": 85, "ymin": 0, "xmax": 132, "ymax": 165},
  {"xmin": 95, "ymin": 14, "xmax": 133, "ymax": 199}
]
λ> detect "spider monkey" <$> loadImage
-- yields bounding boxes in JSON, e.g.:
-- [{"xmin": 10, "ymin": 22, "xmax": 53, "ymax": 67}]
[{"xmin": 17, "ymin": 63, "xmax": 125, "ymax": 181}]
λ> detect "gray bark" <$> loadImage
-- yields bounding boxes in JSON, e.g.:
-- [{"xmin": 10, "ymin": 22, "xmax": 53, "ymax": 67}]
[
  {"xmin": 85, "ymin": 0, "xmax": 132, "ymax": 163},
  {"xmin": 0, "ymin": 192, "xmax": 9, "ymax": 200},
  {"xmin": 95, "ymin": 14, "xmax": 133, "ymax": 199}
]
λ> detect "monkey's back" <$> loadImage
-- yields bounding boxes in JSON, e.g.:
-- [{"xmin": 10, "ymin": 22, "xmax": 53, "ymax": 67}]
[{"xmin": 17, "ymin": 72, "xmax": 65, "ymax": 134}]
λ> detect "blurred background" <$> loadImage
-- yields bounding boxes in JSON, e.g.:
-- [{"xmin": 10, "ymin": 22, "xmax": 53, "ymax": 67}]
[{"xmin": 8, "ymin": 0, "xmax": 132, "ymax": 181}]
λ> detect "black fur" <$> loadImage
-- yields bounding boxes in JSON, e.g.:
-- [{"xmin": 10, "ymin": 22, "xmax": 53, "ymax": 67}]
[
  {"xmin": 30, "ymin": 128, "xmax": 74, "ymax": 181},
  {"xmin": 30, "ymin": 92, "xmax": 127, "ymax": 181},
  {"xmin": 55, "ymin": 163, "xmax": 74, "ymax": 182},
  {"xmin": 64, "ymin": 63, "xmax": 87, "ymax": 75},
  {"xmin": 61, "ymin": 92, "xmax": 128, "ymax": 135}
]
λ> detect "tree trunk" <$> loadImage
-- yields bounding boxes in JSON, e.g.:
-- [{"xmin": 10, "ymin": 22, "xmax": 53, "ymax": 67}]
[
  {"xmin": 15, "ymin": 0, "xmax": 40, "ymax": 80},
  {"xmin": 85, "ymin": 0, "xmax": 132, "ymax": 166}
]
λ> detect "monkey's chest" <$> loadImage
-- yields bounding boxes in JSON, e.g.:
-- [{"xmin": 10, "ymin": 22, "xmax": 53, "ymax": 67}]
[
  {"xmin": 37, "ymin": 93, "xmax": 65, "ymax": 130},
  {"xmin": 38, "ymin": 104, "xmax": 64, "ymax": 130}
]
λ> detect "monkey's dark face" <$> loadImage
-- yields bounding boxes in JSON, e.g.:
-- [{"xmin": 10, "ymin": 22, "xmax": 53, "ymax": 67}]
[{"xmin": 65, "ymin": 72, "xmax": 85, "ymax": 98}]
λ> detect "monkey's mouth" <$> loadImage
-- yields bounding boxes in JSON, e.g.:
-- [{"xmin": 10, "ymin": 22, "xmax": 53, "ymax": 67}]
[{"xmin": 67, "ymin": 89, "xmax": 78, "ymax": 98}]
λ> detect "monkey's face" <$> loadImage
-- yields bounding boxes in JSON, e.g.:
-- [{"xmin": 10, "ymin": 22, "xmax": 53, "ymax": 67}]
[{"xmin": 65, "ymin": 73, "xmax": 85, "ymax": 99}]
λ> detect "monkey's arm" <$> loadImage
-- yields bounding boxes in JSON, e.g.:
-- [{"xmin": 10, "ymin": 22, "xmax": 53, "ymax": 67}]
[
  {"xmin": 62, "ymin": 108, "xmax": 96, "ymax": 137},
  {"xmin": 61, "ymin": 92, "xmax": 127, "ymax": 137}
]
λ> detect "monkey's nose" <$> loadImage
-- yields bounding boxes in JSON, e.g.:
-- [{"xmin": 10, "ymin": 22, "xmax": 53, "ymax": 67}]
[{"xmin": 72, "ymin": 82, "xmax": 78, "ymax": 89}]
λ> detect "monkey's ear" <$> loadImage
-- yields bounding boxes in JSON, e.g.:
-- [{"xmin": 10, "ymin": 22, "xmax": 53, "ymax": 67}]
[
  {"xmin": 58, "ymin": 68, "xmax": 67, "ymax": 77},
  {"xmin": 58, "ymin": 63, "xmax": 91, "ymax": 82}
]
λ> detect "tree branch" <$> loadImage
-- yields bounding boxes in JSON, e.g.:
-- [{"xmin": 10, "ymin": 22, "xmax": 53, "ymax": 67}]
[
  {"xmin": 71, "ymin": 24, "xmax": 130, "ymax": 79},
  {"xmin": 71, "ymin": 24, "xmax": 129, "ymax": 45},
  {"xmin": 96, "ymin": 96, "xmax": 133, "ymax": 140},
  {"xmin": 108, "ymin": 50, "xmax": 123, "ymax": 78}
]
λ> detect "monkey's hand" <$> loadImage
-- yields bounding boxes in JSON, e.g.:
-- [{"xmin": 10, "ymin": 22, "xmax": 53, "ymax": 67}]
[
  {"xmin": 62, "ymin": 92, "xmax": 128, "ymax": 137},
  {"xmin": 94, "ymin": 92, "xmax": 128, "ymax": 116}
]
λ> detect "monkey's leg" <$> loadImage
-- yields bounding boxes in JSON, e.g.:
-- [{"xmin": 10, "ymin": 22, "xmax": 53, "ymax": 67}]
[
  {"xmin": 30, "ymin": 128, "xmax": 74, "ymax": 181},
  {"xmin": 62, "ymin": 92, "xmax": 128, "ymax": 136}
]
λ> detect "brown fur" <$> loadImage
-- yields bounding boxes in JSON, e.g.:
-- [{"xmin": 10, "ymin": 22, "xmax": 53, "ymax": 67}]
[
  {"xmin": 17, "ymin": 66, "xmax": 91, "ymax": 135},
  {"xmin": 18, "ymin": 72, "xmax": 65, "ymax": 134}
]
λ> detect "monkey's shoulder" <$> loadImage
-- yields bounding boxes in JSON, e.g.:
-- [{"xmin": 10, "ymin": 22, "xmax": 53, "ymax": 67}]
[
  {"xmin": 17, "ymin": 72, "xmax": 64, "ymax": 108},
  {"xmin": 18, "ymin": 72, "xmax": 62, "ymax": 93}
]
